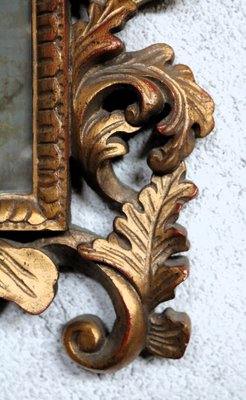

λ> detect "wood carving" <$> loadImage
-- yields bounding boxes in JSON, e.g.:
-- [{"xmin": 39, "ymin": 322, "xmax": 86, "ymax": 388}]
[
  {"xmin": 0, "ymin": 0, "xmax": 215, "ymax": 373},
  {"xmin": 0, "ymin": 240, "xmax": 58, "ymax": 314},
  {"xmin": 72, "ymin": 1, "xmax": 214, "ymax": 203},
  {"xmin": 0, "ymin": 0, "xmax": 69, "ymax": 230},
  {"xmin": 63, "ymin": 163, "xmax": 196, "ymax": 371},
  {"xmin": 37, "ymin": 0, "xmax": 69, "ymax": 226}
]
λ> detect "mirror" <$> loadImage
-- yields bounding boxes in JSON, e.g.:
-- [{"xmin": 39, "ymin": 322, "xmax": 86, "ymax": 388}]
[
  {"xmin": 0, "ymin": 0, "xmax": 32, "ymax": 194},
  {"xmin": 0, "ymin": 0, "xmax": 69, "ymax": 231}
]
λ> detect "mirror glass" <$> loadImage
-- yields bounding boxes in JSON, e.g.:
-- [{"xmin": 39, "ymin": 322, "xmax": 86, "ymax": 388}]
[{"xmin": 0, "ymin": 0, "xmax": 32, "ymax": 194}]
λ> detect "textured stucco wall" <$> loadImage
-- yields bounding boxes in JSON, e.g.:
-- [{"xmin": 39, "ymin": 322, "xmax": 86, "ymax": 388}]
[{"xmin": 0, "ymin": 0, "xmax": 245, "ymax": 399}]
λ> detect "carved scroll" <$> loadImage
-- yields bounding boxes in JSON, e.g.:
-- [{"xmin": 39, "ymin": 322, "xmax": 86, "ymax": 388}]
[
  {"xmin": 62, "ymin": 163, "xmax": 196, "ymax": 372},
  {"xmin": 62, "ymin": 0, "xmax": 214, "ymax": 372},
  {"xmin": 0, "ymin": 240, "xmax": 58, "ymax": 314},
  {"xmin": 0, "ymin": 0, "xmax": 215, "ymax": 374},
  {"xmin": 72, "ymin": 1, "xmax": 214, "ymax": 203}
]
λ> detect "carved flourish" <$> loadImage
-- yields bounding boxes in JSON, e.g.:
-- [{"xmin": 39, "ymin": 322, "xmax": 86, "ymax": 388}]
[
  {"xmin": 37, "ymin": 0, "xmax": 69, "ymax": 225},
  {"xmin": 0, "ymin": 0, "xmax": 215, "ymax": 374},
  {"xmin": 62, "ymin": 163, "xmax": 196, "ymax": 372},
  {"xmin": 80, "ymin": 163, "xmax": 196, "ymax": 304},
  {"xmin": 72, "ymin": 0, "xmax": 214, "ymax": 203},
  {"xmin": 0, "ymin": 240, "xmax": 58, "ymax": 314},
  {"xmin": 62, "ymin": 0, "xmax": 215, "ymax": 372}
]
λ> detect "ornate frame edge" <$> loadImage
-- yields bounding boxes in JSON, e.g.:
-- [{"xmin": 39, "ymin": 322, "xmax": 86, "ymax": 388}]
[
  {"xmin": 0, "ymin": 0, "xmax": 215, "ymax": 374},
  {"xmin": 0, "ymin": 0, "xmax": 69, "ymax": 231}
]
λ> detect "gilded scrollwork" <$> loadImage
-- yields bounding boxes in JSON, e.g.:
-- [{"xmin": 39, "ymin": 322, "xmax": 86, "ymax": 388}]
[
  {"xmin": 72, "ymin": 0, "xmax": 214, "ymax": 203},
  {"xmin": 64, "ymin": 0, "xmax": 214, "ymax": 372},
  {"xmin": 0, "ymin": 0, "xmax": 215, "ymax": 374},
  {"xmin": 62, "ymin": 162, "xmax": 196, "ymax": 372},
  {"xmin": 0, "ymin": 239, "xmax": 58, "ymax": 314}
]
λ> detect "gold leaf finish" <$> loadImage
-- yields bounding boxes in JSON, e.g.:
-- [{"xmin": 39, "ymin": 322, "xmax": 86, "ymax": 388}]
[
  {"xmin": 146, "ymin": 308, "xmax": 191, "ymax": 359},
  {"xmin": 63, "ymin": 0, "xmax": 214, "ymax": 371},
  {"xmin": 73, "ymin": 41, "xmax": 214, "ymax": 202},
  {"xmin": 0, "ymin": 0, "xmax": 215, "ymax": 374},
  {"xmin": 0, "ymin": 240, "xmax": 58, "ymax": 314},
  {"xmin": 0, "ymin": 0, "xmax": 69, "ymax": 230},
  {"xmin": 61, "ymin": 163, "xmax": 195, "ymax": 371},
  {"xmin": 80, "ymin": 163, "xmax": 197, "ymax": 299},
  {"xmin": 63, "ymin": 264, "xmax": 147, "ymax": 373}
]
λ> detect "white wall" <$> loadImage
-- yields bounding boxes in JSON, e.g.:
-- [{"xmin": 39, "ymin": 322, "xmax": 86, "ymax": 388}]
[{"xmin": 0, "ymin": 0, "xmax": 245, "ymax": 399}]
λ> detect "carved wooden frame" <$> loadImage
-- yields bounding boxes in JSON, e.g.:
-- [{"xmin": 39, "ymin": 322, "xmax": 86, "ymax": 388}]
[
  {"xmin": 0, "ymin": 0, "xmax": 69, "ymax": 231},
  {"xmin": 0, "ymin": 0, "xmax": 215, "ymax": 374}
]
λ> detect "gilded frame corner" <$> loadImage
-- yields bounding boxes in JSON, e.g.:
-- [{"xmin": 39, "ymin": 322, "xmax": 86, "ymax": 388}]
[
  {"xmin": 0, "ymin": 0, "xmax": 69, "ymax": 231},
  {"xmin": 0, "ymin": 0, "xmax": 215, "ymax": 374}
]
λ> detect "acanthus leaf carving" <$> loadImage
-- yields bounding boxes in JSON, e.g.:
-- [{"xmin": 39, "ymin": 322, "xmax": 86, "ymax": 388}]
[
  {"xmin": 0, "ymin": 0, "xmax": 215, "ymax": 374},
  {"xmin": 59, "ymin": 0, "xmax": 214, "ymax": 371},
  {"xmin": 146, "ymin": 308, "xmax": 191, "ymax": 359},
  {"xmin": 72, "ymin": 0, "xmax": 145, "ymax": 82},
  {"xmin": 63, "ymin": 163, "xmax": 197, "ymax": 369},
  {"xmin": 72, "ymin": 42, "xmax": 214, "ymax": 203},
  {"xmin": 0, "ymin": 240, "xmax": 58, "ymax": 315},
  {"xmin": 79, "ymin": 162, "xmax": 197, "ymax": 303}
]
